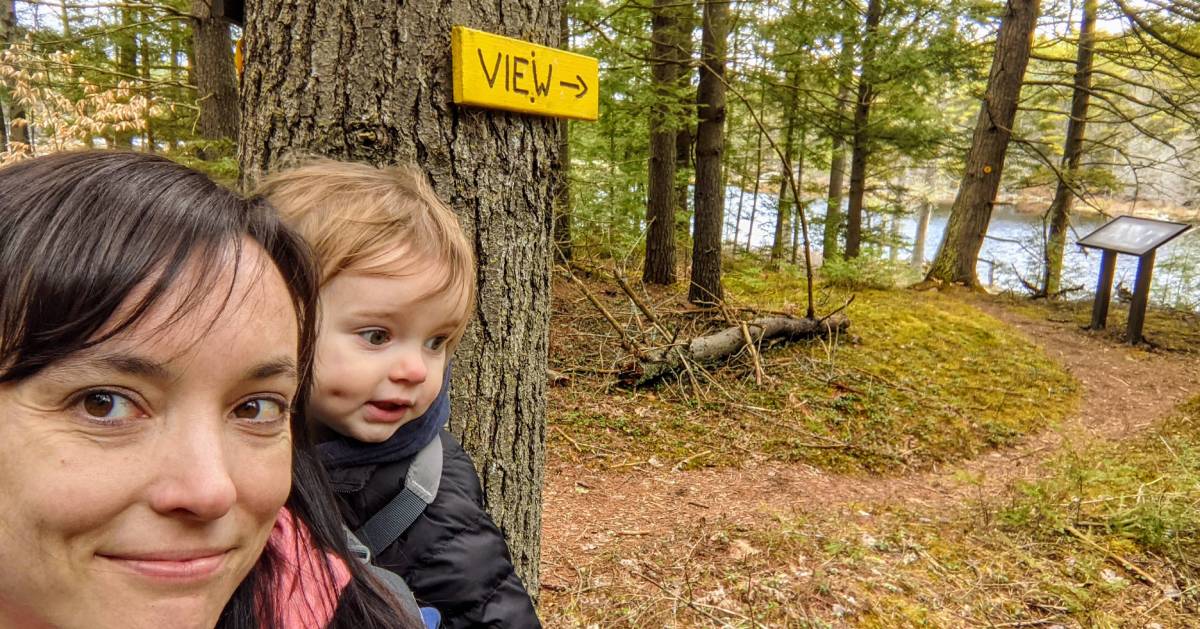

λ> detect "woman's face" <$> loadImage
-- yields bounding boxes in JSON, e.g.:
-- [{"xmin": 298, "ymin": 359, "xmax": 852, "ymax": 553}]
[{"xmin": 0, "ymin": 242, "xmax": 298, "ymax": 629}]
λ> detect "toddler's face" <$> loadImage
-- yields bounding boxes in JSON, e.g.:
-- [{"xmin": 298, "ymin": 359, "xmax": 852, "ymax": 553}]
[{"xmin": 309, "ymin": 258, "xmax": 465, "ymax": 443}]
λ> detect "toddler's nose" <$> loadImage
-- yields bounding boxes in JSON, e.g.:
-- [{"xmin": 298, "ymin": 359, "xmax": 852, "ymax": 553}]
[{"xmin": 388, "ymin": 350, "xmax": 428, "ymax": 384}]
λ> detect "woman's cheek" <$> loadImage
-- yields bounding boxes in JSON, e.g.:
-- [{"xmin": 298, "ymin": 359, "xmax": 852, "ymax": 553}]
[{"xmin": 235, "ymin": 436, "xmax": 293, "ymax": 532}]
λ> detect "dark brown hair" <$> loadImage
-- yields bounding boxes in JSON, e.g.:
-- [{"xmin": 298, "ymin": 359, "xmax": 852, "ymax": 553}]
[{"xmin": 0, "ymin": 151, "xmax": 418, "ymax": 629}]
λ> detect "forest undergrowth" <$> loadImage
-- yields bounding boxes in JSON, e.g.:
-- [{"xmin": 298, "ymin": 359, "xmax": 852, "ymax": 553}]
[
  {"xmin": 548, "ymin": 255, "xmax": 1078, "ymax": 473},
  {"xmin": 540, "ymin": 255, "xmax": 1200, "ymax": 628}
]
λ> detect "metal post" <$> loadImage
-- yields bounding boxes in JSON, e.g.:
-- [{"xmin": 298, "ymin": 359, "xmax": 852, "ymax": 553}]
[
  {"xmin": 1090, "ymin": 250, "xmax": 1116, "ymax": 330},
  {"xmin": 1126, "ymin": 250, "xmax": 1156, "ymax": 345}
]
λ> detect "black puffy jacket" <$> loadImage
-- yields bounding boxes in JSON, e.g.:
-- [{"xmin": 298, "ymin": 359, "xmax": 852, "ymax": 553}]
[{"xmin": 325, "ymin": 429, "xmax": 541, "ymax": 629}]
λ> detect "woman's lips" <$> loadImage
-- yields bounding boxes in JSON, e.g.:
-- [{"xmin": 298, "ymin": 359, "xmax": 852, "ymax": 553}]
[
  {"xmin": 98, "ymin": 549, "xmax": 231, "ymax": 582},
  {"xmin": 363, "ymin": 400, "xmax": 413, "ymax": 423}
]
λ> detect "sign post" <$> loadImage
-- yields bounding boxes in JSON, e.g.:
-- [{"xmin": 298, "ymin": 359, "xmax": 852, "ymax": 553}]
[
  {"xmin": 1089, "ymin": 250, "xmax": 1116, "ymax": 330},
  {"xmin": 451, "ymin": 26, "xmax": 600, "ymax": 121},
  {"xmin": 1077, "ymin": 216, "xmax": 1190, "ymax": 344}
]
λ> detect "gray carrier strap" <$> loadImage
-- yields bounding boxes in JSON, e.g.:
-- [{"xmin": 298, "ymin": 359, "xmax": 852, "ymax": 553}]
[
  {"xmin": 344, "ymin": 527, "xmax": 423, "ymax": 620},
  {"xmin": 355, "ymin": 436, "xmax": 443, "ymax": 557}
]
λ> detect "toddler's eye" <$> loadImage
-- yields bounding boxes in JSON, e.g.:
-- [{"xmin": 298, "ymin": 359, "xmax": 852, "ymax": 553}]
[
  {"xmin": 358, "ymin": 329, "xmax": 391, "ymax": 346},
  {"xmin": 79, "ymin": 391, "xmax": 143, "ymax": 421},
  {"xmin": 232, "ymin": 398, "xmax": 286, "ymax": 422},
  {"xmin": 425, "ymin": 336, "xmax": 449, "ymax": 351}
]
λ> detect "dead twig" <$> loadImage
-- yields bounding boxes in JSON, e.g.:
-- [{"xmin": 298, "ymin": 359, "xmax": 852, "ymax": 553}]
[
  {"xmin": 561, "ymin": 268, "xmax": 642, "ymax": 358},
  {"xmin": 673, "ymin": 449, "xmax": 713, "ymax": 470},
  {"xmin": 613, "ymin": 272, "xmax": 668, "ymax": 336},
  {"xmin": 818, "ymin": 294, "xmax": 856, "ymax": 325},
  {"xmin": 740, "ymin": 322, "xmax": 765, "ymax": 385},
  {"xmin": 1065, "ymin": 525, "xmax": 1160, "ymax": 587}
]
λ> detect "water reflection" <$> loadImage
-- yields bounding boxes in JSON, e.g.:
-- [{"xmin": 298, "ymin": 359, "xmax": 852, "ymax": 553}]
[{"xmin": 723, "ymin": 189, "xmax": 1200, "ymax": 308}]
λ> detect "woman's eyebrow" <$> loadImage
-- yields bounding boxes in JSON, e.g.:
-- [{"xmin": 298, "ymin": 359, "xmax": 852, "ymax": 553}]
[
  {"xmin": 89, "ymin": 354, "xmax": 173, "ymax": 381},
  {"xmin": 242, "ymin": 357, "xmax": 298, "ymax": 382}
]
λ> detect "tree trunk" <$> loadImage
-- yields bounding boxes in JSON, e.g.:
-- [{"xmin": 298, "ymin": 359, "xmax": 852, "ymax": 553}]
[
  {"xmin": 553, "ymin": 118, "xmax": 572, "ymax": 263},
  {"xmin": 674, "ymin": 1, "xmax": 695, "ymax": 265},
  {"xmin": 823, "ymin": 34, "xmax": 853, "ymax": 261},
  {"xmin": 2, "ymin": 0, "xmax": 29, "ymax": 155},
  {"xmin": 926, "ymin": 0, "xmax": 1040, "ymax": 286},
  {"xmin": 688, "ymin": 0, "xmax": 729, "ymax": 305},
  {"xmin": 0, "ymin": 0, "xmax": 9, "ymax": 154},
  {"xmin": 192, "ymin": 0, "xmax": 239, "ymax": 147},
  {"xmin": 844, "ymin": 0, "xmax": 883, "ymax": 259},
  {"xmin": 619, "ymin": 314, "xmax": 850, "ymax": 387},
  {"xmin": 912, "ymin": 200, "xmax": 932, "ymax": 269},
  {"xmin": 771, "ymin": 82, "xmax": 797, "ymax": 264},
  {"xmin": 553, "ymin": 9, "xmax": 572, "ymax": 263},
  {"xmin": 0, "ymin": 100, "xmax": 7, "ymax": 154},
  {"xmin": 790, "ymin": 127, "xmax": 806, "ymax": 266},
  {"xmin": 644, "ymin": 0, "xmax": 679, "ymax": 285},
  {"xmin": 732, "ymin": 162, "xmax": 746, "ymax": 247},
  {"xmin": 1042, "ymin": 0, "xmax": 1096, "ymax": 298},
  {"xmin": 888, "ymin": 213, "xmax": 900, "ymax": 262},
  {"xmin": 113, "ymin": 6, "xmax": 137, "ymax": 149},
  {"xmin": 239, "ymin": 0, "xmax": 558, "ymax": 592},
  {"xmin": 140, "ymin": 9, "xmax": 155, "ymax": 152},
  {"xmin": 58, "ymin": 0, "xmax": 70, "ymax": 35},
  {"xmin": 164, "ymin": 20, "xmax": 182, "ymax": 151},
  {"xmin": 745, "ymin": 81, "xmax": 765, "ymax": 253}
]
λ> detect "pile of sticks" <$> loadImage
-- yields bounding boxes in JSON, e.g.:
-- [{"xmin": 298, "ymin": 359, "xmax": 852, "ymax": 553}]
[{"xmin": 563, "ymin": 266, "xmax": 850, "ymax": 388}]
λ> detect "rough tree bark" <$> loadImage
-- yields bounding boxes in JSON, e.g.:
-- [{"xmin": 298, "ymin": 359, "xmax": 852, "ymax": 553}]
[
  {"xmin": 644, "ymin": 0, "xmax": 680, "ymax": 285},
  {"xmin": 1042, "ymin": 0, "xmax": 1096, "ymax": 298},
  {"xmin": 191, "ymin": 0, "xmax": 239, "ymax": 146},
  {"xmin": 239, "ymin": 0, "xmax": 557, "ymax": 592},
  {"xmin": 673, "ymin": 1, "xmax": 695, "ymax": 264},
  {"xmin": 689, "ymin": 0, "xmax": 730, "ymax": 305},
  {"xmin": 823, "ymin": 33, "xmax": 854, "ymax": 261},
  {"xmin": 553, "ymin": 8, "xmax": 572, "ymax": 263},
  {"xmin": 844, "ymin": 0, "xmax": 883, "ymax": 259},
  {"xmin": 926, "ymin": 0, "xmax": 1041, "ymax": 286}
]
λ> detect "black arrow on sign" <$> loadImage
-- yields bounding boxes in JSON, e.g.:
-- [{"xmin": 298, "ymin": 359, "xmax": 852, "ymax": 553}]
[{"xmin": 558, "ymin": 74, "xmax": 589, "ymax": 99}]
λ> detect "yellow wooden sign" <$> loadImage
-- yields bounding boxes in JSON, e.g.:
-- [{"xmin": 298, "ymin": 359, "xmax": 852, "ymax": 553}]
[{"xmin": 452, "ymin": 26, "xmax": 599, "ymax": 121}]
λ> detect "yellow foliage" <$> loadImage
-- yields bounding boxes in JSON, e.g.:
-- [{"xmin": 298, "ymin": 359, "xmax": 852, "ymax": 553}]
[{"xmin": 0, "ymin": 38, "xmax": 164, "ymax": 164}]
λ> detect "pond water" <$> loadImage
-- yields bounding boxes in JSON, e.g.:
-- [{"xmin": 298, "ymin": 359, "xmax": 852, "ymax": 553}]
[{"xmin": 723, "ymin": 189, "xmax": 1200, "ymax": 308}]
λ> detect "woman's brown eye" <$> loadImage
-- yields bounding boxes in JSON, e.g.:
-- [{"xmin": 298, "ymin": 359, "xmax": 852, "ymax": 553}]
[
  {"xmin": 233, "ymin": 399, "xmax": 285, "ymax": 421},
  {"xmin": 234, "ymin": 400, "xmax": 260, "ymax": 419},
  {"xmin": 77, "ymin": 391, "xmax": 140, "ymax": 421},
  {"xmin": 83, "ymin": 393, "xmax": 114, "ymax": 417}
]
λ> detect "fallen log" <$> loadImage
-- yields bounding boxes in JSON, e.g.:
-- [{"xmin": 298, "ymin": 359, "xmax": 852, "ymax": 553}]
[{"xmin": 618, "ymin": 314, "xmax": 850, "ymax": 387}]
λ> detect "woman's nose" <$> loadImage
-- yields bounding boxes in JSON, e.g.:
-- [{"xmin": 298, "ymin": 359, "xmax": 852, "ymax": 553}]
[
  {"xmin": 147, "ymin": 425, "xmax": 237, "ymax": 521},
  {"xmin": 387, "ymin": 349, "xmax": 428, "ymax": 385}
]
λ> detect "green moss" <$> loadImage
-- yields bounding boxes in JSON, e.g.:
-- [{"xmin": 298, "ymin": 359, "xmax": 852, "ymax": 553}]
[{"xmin": 550, "ymin": 258, "xmax": 1080, "ymax": 472}]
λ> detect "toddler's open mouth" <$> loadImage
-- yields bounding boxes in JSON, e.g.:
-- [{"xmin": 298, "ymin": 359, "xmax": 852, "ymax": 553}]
[{"xmin": 363, "ymin": 399, "xmax": 413, "ymax": 423}]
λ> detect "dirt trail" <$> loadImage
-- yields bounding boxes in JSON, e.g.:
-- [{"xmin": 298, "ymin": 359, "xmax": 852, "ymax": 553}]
[{"xmin": 539, "ymin": 299, "xmax": 1200, "ymax": 586}]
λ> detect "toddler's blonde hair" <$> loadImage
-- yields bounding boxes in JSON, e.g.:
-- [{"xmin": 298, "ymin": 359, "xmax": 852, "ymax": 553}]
[{"xmin": 258, "ymin": 158, "xmax": 475, "ymax": 345}]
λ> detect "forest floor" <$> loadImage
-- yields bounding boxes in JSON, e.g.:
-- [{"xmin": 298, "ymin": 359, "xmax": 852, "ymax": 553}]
[{"xmin": 537, "ymin": 258, "xmax": 1200, "ymax": 628}]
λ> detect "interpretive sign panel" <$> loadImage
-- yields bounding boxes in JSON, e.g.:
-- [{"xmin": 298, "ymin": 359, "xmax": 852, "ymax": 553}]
[
  {"xmin": 1078, "ymin": 215, "xmax": 1191, "ymax": 344},
  {"xmin": 1077, "ymin": 215, "xmax": 1190, "ymax": 257},
  {"xmin": 451, "ymin": 26, "xmax": 599, "ymax": 121}
]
